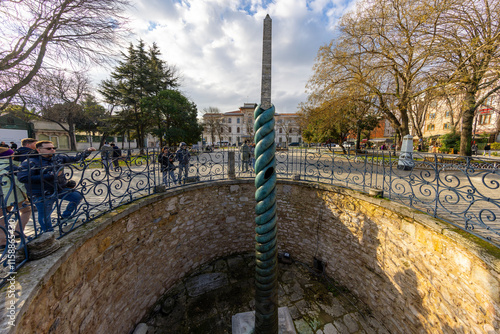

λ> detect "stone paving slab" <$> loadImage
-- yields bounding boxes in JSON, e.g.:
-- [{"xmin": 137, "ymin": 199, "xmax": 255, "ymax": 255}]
[
  {"xmin": 136, "ymin": 253, "xmax": 390, "ymax": 334},
  {"xmin": 232, "ymin": 307, "xmax": 296, "ymax": 334}
]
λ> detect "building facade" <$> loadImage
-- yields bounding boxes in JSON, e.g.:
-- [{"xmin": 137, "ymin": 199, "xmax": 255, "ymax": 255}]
[
  {"xmin": 202, "ymin": 103, "xmax": 301, "ymax": 146},
  {"xmin": 421, "ymin": 95, "xmax": 500, "ymax": 141}
]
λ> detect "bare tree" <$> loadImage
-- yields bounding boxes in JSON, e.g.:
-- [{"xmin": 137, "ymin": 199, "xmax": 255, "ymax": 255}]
[
  {"xmin": 19, "ymin": 70, "xmax": 91, "ymax": 150},
  {"xmin": 0, "ymin": 0, "xmax": 129, "ymax": 108},
  {"xmin": 307, "ymin": 0, "xmax": 445, "ymax": 139},
  {"xmin": 434, "ymin": 0, "xmax": 500, "ymax": 155},
  {"xmin": 276, "ymin": 118, "xmax": 296, "ymax": 147},
  {"xmin": 202, "ymin": 107, "xmax": 227, "ymax": 145}
]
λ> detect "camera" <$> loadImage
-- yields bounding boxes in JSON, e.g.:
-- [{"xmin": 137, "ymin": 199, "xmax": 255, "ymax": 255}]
[{"xmin": 66, "ymin": 180, "xmax": 77, "ymax": 188}]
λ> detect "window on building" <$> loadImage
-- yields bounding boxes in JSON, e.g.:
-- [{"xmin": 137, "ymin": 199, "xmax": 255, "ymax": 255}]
[
  {"xmin": 289, "ymin": 128, "xmax": 293, "ymax": 134},
  {"xmin": 478, "ymin": 114, "xmax": 491, "ymax": 125},
  {"xmin": 427, "ymin": 124, "xmax": 435, "ymax": 131},
  {"xmin": 445, "ymin": 110, "xmax": 451, "ymax": 117},
  {"xmin": 428, "ymin": 112, "xmax": 436, "ymax": 120},
  {"xmin": 279, "ymin": 128, "xmax": 282, "ymax": 133},
  {"xmin": 237, "ymin": 118, "xmax": 240, "ymax": 124},
  {"xmin": 484, "ymin": 96, "xmax": 494, "ymax": 107},
  {"xmin": 237, "ymin": 127, "xmax": 240, "ymax": 133},
  {"xmin": 228, "ymin": 127, "xmax": 232, "ymax": 133},
  {"xmin": 443, "ymin": 123, "xmax": 451, "ymax": 130},
  {"xmin": 59, "ymin": 135, "xmax": 69, "ymax": 150},
  {"xmin": 228, "ymin": 118, "xmax": 232, "ymax": 123}
]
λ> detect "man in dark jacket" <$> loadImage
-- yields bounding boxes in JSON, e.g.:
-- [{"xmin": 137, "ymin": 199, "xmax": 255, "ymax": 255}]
[
  {"xmin": 110, "ymin": 142, "xmax": 122, "ymax": 169},
  {"xmin": 176, "ymin": 142, "xmax": 191, "ymax": 184},
  {"xmin": 158, "ymin": 146, "xmax": 177, "ymax": 186},
  {"xmin": 17, "ymin": 140, "xmax": 96, "ymax": 232},
  {"xmin": 13, "ymin": 138, "xmax": 37, "ymax": 163}
]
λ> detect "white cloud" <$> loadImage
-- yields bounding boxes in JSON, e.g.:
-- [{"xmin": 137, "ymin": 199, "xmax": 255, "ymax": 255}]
[{"xmin": 91, "ymin": 0, "xmax": 357, "ymax": 114}]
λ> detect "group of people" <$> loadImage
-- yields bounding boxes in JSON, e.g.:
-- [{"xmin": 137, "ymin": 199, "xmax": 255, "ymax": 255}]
[
  {"xmin": 158, "ymin": 142, "xmax": 191, "ymax": 186},
  {"xmin": 0, "ymin": 141, "xmax": 18, "ymax": 150},
  {"xmin": 0, "ymin": 138, "xmax": 96, "ymax": 239},
  {"xmin": 0, "ymin": 139, "xmax": 221, "ymax": 238},
  {"xmin": 100, "ymin": 142, "xmax": 122, "ymax": 169}
]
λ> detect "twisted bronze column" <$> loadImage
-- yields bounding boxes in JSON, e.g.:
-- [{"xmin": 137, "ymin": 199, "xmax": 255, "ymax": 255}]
[{"xmin": 254, "ymin": 103, "xmax": 278, "ymax": 333}]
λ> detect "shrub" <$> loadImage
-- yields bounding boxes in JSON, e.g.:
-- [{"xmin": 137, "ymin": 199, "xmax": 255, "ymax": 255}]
[
  {"xmin": 440, "ymin": 131, "xmax": 460, "ymax": 152},
  {"xmin": 491, "ymin": 142, "xmax": 500, "ymax": 150},
  {"xmin": 438, "ymin": 147, "xmax": 450, "ymax": 154}
]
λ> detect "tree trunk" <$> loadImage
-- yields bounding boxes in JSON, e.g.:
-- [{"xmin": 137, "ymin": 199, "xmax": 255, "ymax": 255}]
[
  {"xmin": 399, "ymin": 109, "xmax": 410, "ymax": 138},
  {"xmin": 460, "ymin": 92, "xmax": 476, "ymax": 156},
  {"xmin": 356, "ymin": 125, "xmax": 361, "ymax": 151}
]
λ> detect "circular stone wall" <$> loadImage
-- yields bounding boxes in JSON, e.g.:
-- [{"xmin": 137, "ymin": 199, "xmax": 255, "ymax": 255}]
[{"xmin": 1, "ymin": 180, "xmax": 499, "ymax": 333}]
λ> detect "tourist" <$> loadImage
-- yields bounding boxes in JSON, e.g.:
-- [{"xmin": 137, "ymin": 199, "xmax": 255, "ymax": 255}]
[
  {"xmin": 240, "ymin": 141, "xmax": 250, "ymax": 172},
  {"xmin": 250, "ymin": 143, "xmax": 256, "ymax": 172},
  {"xmin": 0, "ymin": 142, "xmax": 8, "ymax": 148},
  {"xmin": 101, "ymin": 142, "xmax": 113, "ymax": 170},
  {"xmin": 483, "ymin": 143, "xmax": 491, "ymax": 157},
  {"xmin": 176, "ymin": 142, "xmax": 190, "ymax": 184},
  {"xmin": 13, "ymin": 138, "xmax": 37, "ymax": 163},
  {"xmin": 110, "ymin": 143, "xmax": 122, "ymax": 169},
  {"xmin": 9, "ymin": 142, "xmax": 17, "ymax": 150},
  {"xmin": 17, "ymin": 141, "xmax": 96, "ymax": 232},
  {"xmin": 0, "ymin": 147, "xmax": 31, "ymax": 245},
  {"xmin": 158, "ymin": 147, "xmax": 177, "ymax": 186},
  {"xmin": 471, "ymin": 143, "xmax": 478, "ymax": 156}
]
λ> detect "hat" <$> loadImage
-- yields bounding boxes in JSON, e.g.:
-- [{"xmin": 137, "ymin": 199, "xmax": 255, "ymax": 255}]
[{"xmin": 0, "ymin": 148, "xmax": 14, "ymax": 157}]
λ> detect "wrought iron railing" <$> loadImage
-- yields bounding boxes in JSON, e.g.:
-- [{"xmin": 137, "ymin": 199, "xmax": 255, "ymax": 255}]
[{"xmin": 1, "ymin": 147, "xmax": 499, "ymax": 284}]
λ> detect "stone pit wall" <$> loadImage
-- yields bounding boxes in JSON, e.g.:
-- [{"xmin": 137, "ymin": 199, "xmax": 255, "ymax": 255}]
[{"xmin": 2, "ymin": 180, "xmax": 499, "ymax": 333}]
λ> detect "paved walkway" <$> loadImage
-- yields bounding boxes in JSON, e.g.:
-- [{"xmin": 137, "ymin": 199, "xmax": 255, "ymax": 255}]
[
  {"xmin": 15, "ymin": 150, "xmax": 500, "ymax": 245},
  {"xmin": 136, "ymin": 253, "xmax": 389, "ymax": 334}
]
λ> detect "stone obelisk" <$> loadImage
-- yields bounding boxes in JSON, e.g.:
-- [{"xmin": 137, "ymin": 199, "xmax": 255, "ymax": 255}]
[
  {"xmin": 254, "ymin": 14, "xmax": 278, "ymax": 334},
  {"xmin": 260, "ymin": 14, "xmax": 272, "ymax": 111}
]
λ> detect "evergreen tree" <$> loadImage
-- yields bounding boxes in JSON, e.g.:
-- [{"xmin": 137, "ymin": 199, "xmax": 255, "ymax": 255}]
[
  {"xmin": 141, "ymin": 90, "xmax": 202, "ymax": 147},
  {"xmin": 99, "ymin": 41, "xmax": 179, "ymax": 150}
]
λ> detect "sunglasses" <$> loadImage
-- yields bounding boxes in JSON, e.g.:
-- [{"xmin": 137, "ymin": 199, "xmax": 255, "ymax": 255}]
[{"xmin": 41, "ymin": 147, "xmax": 57, "ymax": 150}]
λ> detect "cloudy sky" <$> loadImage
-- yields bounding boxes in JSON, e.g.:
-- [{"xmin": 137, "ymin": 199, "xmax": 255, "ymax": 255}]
[{"xmin": 92, "ymin": 0, "xmax": 356, "ymax": 115}]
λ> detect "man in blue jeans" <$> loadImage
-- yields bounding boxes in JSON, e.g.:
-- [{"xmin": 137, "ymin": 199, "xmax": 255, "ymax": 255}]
[
  {"xmin": 176, "ymin": 142, "xmax": 191, "ymax": 184},
  {"xmin": 17, "ymin": 141, "xmax": 96, "ymax": 232}
]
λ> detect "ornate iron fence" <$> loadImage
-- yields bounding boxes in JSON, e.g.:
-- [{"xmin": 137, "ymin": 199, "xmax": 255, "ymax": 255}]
[{"xmin": 1, "ymin": 147, "xmax": 499, "ymax": 284}]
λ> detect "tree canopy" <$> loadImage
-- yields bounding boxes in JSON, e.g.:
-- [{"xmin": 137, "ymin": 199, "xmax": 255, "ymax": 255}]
[
  {"xmin": 0, "ymin": 0, "xmax": 129, "ymax": 108},
  {"xmin": 305, "ymin": 0, "xmax": 500, "ymax": 155},
  {"xmin": 100, "ymin": 41, "xmax": 200, "ymax": 149}
]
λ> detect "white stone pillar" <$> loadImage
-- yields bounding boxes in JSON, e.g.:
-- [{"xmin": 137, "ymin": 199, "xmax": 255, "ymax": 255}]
[{"xmin": 397, "ymin": 135, "xmax": 415, "ymax": 170}]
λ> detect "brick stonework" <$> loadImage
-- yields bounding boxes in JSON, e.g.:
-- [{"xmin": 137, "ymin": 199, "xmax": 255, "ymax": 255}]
[{"xmin": 1, "ymin": 180, "xmax": 498, "ymax": 333}]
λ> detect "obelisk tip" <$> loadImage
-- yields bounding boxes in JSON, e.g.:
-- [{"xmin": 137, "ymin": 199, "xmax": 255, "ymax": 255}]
[{"xmin": 261, "ymin": 13, "xmax": 272, "ymax": 110}]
